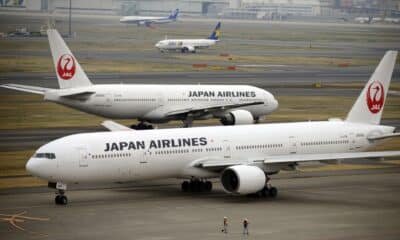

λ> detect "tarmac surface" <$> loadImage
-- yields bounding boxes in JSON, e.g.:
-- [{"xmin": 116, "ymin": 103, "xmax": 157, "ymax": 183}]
[{"xmin": 0, "ymin": 167, "xmax": 400, "ymax": 240}]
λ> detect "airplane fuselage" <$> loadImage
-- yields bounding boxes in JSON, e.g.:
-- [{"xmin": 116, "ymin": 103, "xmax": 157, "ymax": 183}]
[
  {"xmin": 28, "ymin": 121, "xmax": 394, "ymax": 184},
  {"xmin": 155, "ymin": 39, "xmax": 217, "ymax": 51},
  {"xmin": 44, "ymin": 84, "xmax": 276, "ymax": 122}
]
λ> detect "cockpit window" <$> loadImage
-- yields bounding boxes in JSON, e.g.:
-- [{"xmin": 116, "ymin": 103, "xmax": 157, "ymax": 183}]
[{"xmin": 34, "ymin": 153, "xmax": 56, "ymax": 159}]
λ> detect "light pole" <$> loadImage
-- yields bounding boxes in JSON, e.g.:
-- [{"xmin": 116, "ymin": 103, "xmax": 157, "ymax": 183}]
[{"xmin": 69, "ymin": 0, "xmax": 72, "ymax": 37}]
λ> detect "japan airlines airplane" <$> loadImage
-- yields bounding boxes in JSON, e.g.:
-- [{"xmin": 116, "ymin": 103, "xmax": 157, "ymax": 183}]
[
  {"xmin": 120, "ymin": 9, "xmax": 179, "ymax": 27},
  {"xmin": 26, "ymin": 51, "xmax": 400, "ymax": 205},
  {"xmin": 155, "ymin": 22, "xmax": 221, "ymax": 53},
  {"xmin": 0, "ymin": 29, "xmax": 278, "ymax": 129}
]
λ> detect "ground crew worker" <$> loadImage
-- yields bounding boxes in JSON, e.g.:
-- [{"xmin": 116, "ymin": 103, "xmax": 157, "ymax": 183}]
[
  {"xmin": 243, "ymin": 218, "xmax": 249, "ymax": 235},
  {"xmin": 222, "ymin": 216, "xmax": 228, "ymax": 234}
]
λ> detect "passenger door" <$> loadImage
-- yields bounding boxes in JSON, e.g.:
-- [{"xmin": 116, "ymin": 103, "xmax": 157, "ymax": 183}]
[
  {"xmin": 77, "ymin": 147, "xmax": 88, "ymax": 167},
  {"xmin": 288, "ymin": 136, "xmax": 297, "ymax": 154},
  {"xmin": 223, "ymin": 140, "xmax": 231, "ymax": 159}
]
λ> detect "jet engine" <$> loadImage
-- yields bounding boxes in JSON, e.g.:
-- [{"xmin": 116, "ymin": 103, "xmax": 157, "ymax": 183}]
[
  {"xmin": 220, "ymin": 165, "xmax": 266, "ymax": 195},
  {"xmin": 220, "ymin": 109, "xmax": 254, "ymax": 125},
  {"xmin": 182, "ymin": 45, "xmax": 195, "ymax": 53}
]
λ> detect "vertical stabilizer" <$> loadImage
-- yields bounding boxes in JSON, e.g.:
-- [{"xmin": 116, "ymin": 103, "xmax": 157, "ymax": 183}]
[
  {"xmin": 168, "ymin": 9, "xmax": 179, "ymax": 20},
  {"xmin": 47, "ymin": 29, "xmax": 92, "ymax": 89},
  {"xmin": 208, "ymin": 22, "xmax": 221, "ymax": 40},
  {"xmin": 346, "ymin": 51, "xmax": 397, "ymax": 125}
]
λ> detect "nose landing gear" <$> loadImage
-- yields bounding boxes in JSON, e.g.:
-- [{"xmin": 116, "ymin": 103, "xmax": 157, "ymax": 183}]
[{"xmin": 49, "ymin": 182, "xmax": 68, "ymax": 205}]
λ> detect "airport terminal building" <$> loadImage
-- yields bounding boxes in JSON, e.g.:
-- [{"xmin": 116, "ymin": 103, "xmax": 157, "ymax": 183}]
[{"xmin": 1, "ymin": 0, "xmax": 400, "ymax": 18}]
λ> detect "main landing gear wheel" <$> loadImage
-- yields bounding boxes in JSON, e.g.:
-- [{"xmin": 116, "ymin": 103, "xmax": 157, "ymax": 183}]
[
  {"xmin": 252, "ymin": 186, "xmax": 278, "ymax": 198},
  {"xmin": 181, "ymin": 180, "xmax": 212, "ymax": 193},
  {"xmin": 252, "ymin": 176, "xmax": 278, "ymax": 198},
  {"xmin": 131, "ymin": 122, "xmax": 154, "ymax": 130}
]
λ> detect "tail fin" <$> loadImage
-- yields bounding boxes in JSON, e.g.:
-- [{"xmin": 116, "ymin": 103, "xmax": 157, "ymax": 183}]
[
  {"xmin": 47, "ymin": 29, "xmax": 92, "ymax": 89},
  {"xmin": 208, "ymin": 22, "xmax": 221, "ymax": 40},
  {"xmin": 346, "ymin": 51, "xmax": 397, "ymax": 125},
  {"xmin": 168, "ymin": 9, "xmax": 179, "ymax": 20}
]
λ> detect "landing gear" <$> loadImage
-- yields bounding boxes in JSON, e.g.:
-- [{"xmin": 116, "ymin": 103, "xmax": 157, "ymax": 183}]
[
  {"xmin": 182, "ymin": 117, "xmax": 193, "ymax": 128},
  {"xmin": 130, "ymin": 122, "xmax": 154, "ymax": 130},
  {"xmin": 255, "ymin": 186, "xmax": 278, "ymax": 198},
  {"xmin": 181, "ymin": 179, "xmax": 212, "ymax": 193},
  {"xmin": 55, "ymin": 194, "xmax": 68, "ymax": 205},
  {"xmin": 52, "ymin": 182, "xmax": 68, "ymax": 205},
  {"xmin": 253, "ymin": 176, "xmax": 278, "ymax": 198}
]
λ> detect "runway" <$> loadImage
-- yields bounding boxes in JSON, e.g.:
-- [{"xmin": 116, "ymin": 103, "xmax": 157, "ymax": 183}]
[
  {"xmin": 0, "ymin": 167, "xmax": 400, "ymax": 240},
  {"xmin": 1, "ymin": 68, "xmax": 399, "ymax": 93}
]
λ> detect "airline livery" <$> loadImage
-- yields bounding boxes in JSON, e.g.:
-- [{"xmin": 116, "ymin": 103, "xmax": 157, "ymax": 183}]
[
  {"xmin": 120, "ymin": 9, "xmax": 179, "ymax": 27},
  {"xmin": 1, "ymin": 29, "xmax": 278, "ymax": 129},
  {"xmin": 155, "ymin": 22, "xmax": 221, "ymax": 53},
  {"xmin": 25, "ymin": 51, "xmax": 400, "ymax": 205}
]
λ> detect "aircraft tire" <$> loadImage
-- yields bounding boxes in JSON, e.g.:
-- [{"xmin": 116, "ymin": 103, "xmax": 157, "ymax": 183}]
[
  {"xmin": 181, "ymin": 181, "xmax": 190, "ymax": 192},
  {"xmin": 205, "ymin": 181, "xmax": 212, "ymax": 192},
  {"xmin": 268, "ymin": 187, "xmax": 278, "ymax": 198},
  {"xmin": 60, "ymin": 196, "xmax": 68, "ymax": 205}
]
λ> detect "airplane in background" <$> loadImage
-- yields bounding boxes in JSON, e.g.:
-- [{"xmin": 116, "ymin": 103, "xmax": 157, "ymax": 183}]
[
  {"xmin": 25, "ymin": 51, "xmax": 400, "ymax": 205},
  {"xmin": 354, "ymin": 16, "xmax": 400, "ymax": 24},
  {"xmin": 1, "ymin": 29, "xmax": 278, "ymax": 130},
  {"xmin": 120, "ymin": 9, "xmax": 179, "ymax": 27},
  {"xmin": 155, "ymin": 22, "xmax": 221, "ymax": 53}
]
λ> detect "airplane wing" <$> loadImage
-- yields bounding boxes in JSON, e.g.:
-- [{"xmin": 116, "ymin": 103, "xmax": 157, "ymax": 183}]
[
  {"xmin": 101, "ymin": 120, "xmax": 134, "ymax": 131},
  {"xmin": 263, "ymin": 151, "xmax": 400, "ymax": 164},
  {"xmin": 193, "ymin": 151, "xmax": 400, "ymax": 171},
  {"xmin": 1, "ymin": 84, "xmax": 52, "ymax": 95},
  {"xmin": 164, "ymin": 101, "xmax": 264, "ymax": 118}
]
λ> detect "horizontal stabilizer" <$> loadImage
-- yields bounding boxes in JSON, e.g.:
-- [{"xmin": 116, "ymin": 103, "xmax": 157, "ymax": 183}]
[
  {"xmin": 57, "ymin": 89, "xmax": 95, "ymax": 98},
  {"xmin": 1, "ymin": 84, "xmax": 51, "ymax": 95},
  {"xmin": 101, "ymin": 120, "xmax": 134, "ymax": 131},
  {"xmin": 264, "ymin": 151, "xmax": 400, "ymax": 164}
]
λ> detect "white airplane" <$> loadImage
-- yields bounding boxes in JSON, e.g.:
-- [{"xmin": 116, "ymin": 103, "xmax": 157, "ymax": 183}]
[
  {"xmin": 120, "ymin": 9, "xmax": 179, "ymax": 27},
  {"xmin": 26, "ymin": 51, "xmax": 400, "ymax": 205},
  {"xmin": 0, "ymin": 29, "xmax": 278, "ymax": 129},
  {"xmin": 155, "ymin": 22, "xmax": 221, "ymax": 53},
  {"xmin": 354, "ymin": 16, "xmax": 400, "ymax": 24}
]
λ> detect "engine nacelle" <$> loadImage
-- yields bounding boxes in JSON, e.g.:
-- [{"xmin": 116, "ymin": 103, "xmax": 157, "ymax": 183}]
[
  {"xmin": 220, "ymin": 165, "xmax": 266, "ymax": 195},
  {"xmin": 220, "ymin": 109, "xmax": 254, "ymax": 125},
  {"xmin": 182, "ymin": 45, "xmax": 195, "ymax": 53}
]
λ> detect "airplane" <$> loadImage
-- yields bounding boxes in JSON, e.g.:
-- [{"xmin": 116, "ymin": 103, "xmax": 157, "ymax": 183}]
[
  {"xmin": 354, "ymin": 16, "xmax": 400, "ymax": 24},
  {"xmin": 155, "ymin": 22, "xmax": 221, "ymax": 53},
  {"xmin": 25, "ymin": 51, "xmax": 400, "ymax": 205},
  {"xmin": 0, "ymin": 29, "xmax": 278, "ymax": 130},
  {"xmin": 120, "ymin": 9, "xmax": 179, "ymax": 27}
]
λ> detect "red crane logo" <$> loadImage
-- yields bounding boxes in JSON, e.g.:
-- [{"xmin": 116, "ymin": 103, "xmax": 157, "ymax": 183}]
[
  {"xmin": 366, "ymin": 81, "xmax": 384, "ymax": 114},
  {"xmin": 57, "ymin": 54, "xmax": 76, "ymax": 80}
]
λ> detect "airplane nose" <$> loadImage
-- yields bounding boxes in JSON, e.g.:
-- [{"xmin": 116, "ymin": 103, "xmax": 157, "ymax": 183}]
[
  {"xmin": 26, "ymin": 158, "xmax": 40, "ymax": 177},
  {"xmin": 272, "ymin": 98, "xmax": 279, "ymax": 110}
]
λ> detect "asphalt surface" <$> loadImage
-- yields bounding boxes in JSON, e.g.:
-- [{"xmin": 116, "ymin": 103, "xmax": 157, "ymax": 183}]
[{"xmin": 0, "ymin": 168, "xmax": 400, "ymax": 240}]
